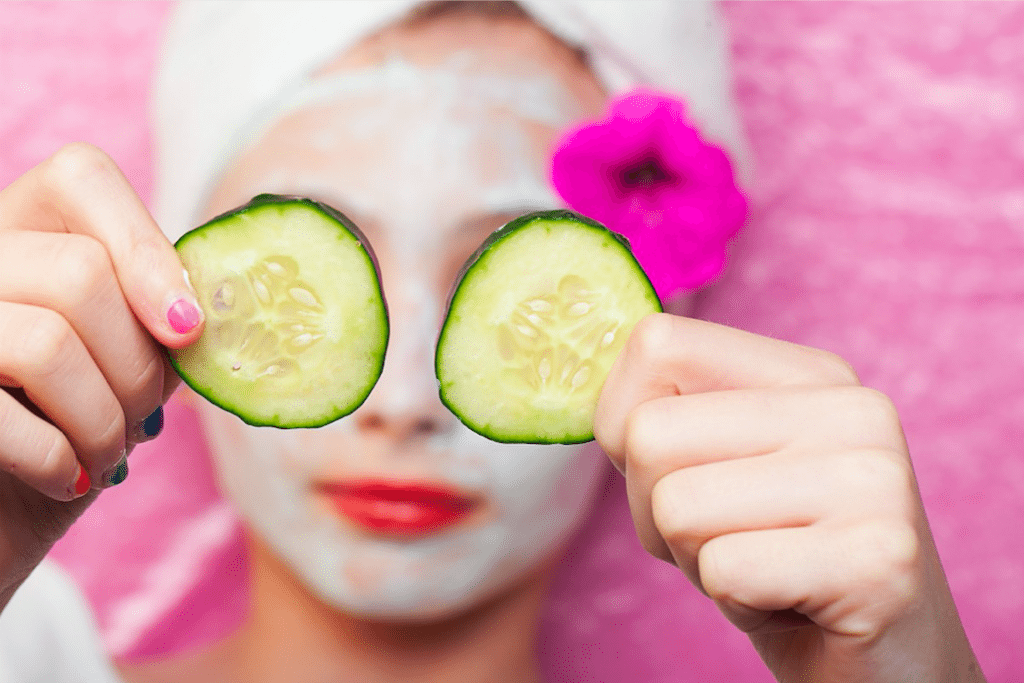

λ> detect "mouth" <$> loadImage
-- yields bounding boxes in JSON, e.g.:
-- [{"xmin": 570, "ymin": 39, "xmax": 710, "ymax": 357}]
[{"xmin": 316, "ymin": 479, "xmax": 483, "ymax": 538}]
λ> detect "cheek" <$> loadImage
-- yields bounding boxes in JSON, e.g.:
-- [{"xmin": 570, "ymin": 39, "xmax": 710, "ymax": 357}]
[
  {"xmin": 199, "ymin": 407, "xmax": 320, "ymax": 496},
  {"xmin": 451, "ymin": 438, "xmax": 607, "ymax": 521}
]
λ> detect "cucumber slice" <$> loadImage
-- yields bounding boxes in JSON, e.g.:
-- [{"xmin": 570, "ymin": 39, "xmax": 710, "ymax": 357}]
[
  {"xmin": 435, "ymin": 210, "xmax": 662, "ymax": 444},
  {"xmin": 170, "ymin": 195, "xmax": 388, "ymax": 428}
]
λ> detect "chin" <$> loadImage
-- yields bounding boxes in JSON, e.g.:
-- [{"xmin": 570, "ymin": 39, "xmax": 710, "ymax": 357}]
[
  {"xmin": 257, "ymin": 511, "xmax": 567, "ymax": 624},
  {"xmin": 311, "ymin": 548, "xmax": 555, "ymax": 625}
]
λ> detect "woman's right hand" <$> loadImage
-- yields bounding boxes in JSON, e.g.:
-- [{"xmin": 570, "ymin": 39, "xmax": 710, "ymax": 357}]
[{"xmin": 0, "ymin": 143, "xmax": 205, "ymax": 607}]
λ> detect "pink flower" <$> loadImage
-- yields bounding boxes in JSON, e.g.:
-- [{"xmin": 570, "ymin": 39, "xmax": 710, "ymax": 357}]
[{"xmin": 550, "ymin": 89, "xmax": 747, "ymax": 301}]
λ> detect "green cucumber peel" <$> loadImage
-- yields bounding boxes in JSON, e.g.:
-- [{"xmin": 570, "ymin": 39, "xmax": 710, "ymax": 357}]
[
  {"xmin": 435, "ymin": 209, "xmax": 662, "ymax": 444},
  {"xmin": 170, "ymin": 194, "xmax": 389, "ymax": 428}
]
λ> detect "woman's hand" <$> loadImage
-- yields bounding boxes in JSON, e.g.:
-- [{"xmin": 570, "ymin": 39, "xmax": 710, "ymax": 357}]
[
  {"xmin": 0, "ymin": 143, "xmax": 203, "ymax": 607},
  {"xmin": 594, "ymin": 313, "xmax": 985, "ymax": 682}
]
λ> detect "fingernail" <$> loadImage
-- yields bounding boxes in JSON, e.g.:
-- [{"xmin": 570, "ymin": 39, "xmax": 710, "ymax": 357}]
[
  {"xmin": 167, "ymin": 297, "xmax": 202, "ymax": 334},
  {"xmin": 102, "ymin": 454, "xmax": 129, "ymax": 487},
  {"xmin": 129, "ymin": 406, "xmax": 165, "ymax": 444},
  {"xmin": 68, "ymin": 465, "xmax": 91, "ymax": 499},
  {"xmin": 142, "ymin": 406, "xmax": 164, "ymax": 438}
]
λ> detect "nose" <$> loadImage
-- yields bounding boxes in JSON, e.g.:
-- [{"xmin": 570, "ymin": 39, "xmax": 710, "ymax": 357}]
[
  {"xmin": 354, "ymin": 409, "xmax": 447, "ymax": 441},
  {"xmin": 350, "ymin": 275, "xmax": 456, "ymax": 443}
]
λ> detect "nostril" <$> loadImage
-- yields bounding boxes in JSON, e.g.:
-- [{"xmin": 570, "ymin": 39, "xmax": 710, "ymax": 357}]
[
  {"xmin": 354, "ymin": 411, "xmax": 448, "ymax": 439},
  {"xmin": 413, "ymin": 416, "xmax": 442, "ymax": 436},
  {"xmin": 356, "ymin": 413, "xmax": 386, "ymax": 432}
]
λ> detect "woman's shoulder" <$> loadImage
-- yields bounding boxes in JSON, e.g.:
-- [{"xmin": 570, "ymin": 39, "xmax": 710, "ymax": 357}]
[{"xmin": 0, "ymin": 559, "xmax": 124, "ymax": 683}]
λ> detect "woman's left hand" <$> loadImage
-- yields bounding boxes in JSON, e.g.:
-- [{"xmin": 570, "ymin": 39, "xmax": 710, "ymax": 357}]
[{"xmin": 594, "ymin": 313, "xmax": 985, "ymax": 683}]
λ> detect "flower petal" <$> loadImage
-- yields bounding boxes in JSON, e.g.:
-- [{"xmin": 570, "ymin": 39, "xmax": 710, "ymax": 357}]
[{"xmin": 549, "ymin": 88, "xmax": 747, "ymax": 299}]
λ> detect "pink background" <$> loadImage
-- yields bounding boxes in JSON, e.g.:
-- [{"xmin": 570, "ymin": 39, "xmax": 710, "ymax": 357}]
[{"xmin": 2, "ymin": 2, "xmax": 1022, "ymax": 680}]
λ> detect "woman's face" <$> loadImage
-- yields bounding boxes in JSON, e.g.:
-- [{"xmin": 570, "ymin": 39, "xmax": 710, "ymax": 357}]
[{"xmin": 196, "ymin": 32, "xmax": 611, "ymax": 620}]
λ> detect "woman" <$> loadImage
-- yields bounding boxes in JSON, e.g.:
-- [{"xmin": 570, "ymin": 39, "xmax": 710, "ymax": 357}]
[{"xmin": 0, "ymin": 2, "xmax": 984, "ymax": 681}]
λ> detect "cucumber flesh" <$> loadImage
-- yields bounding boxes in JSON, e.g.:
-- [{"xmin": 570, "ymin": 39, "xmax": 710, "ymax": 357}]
[
  {"xmin": 171, "ymin": 195, "xmax": 388, "ymax": 428},
  {"xmin": 435, "ymin": 210, "xmax": 662, "ymax": 444}
]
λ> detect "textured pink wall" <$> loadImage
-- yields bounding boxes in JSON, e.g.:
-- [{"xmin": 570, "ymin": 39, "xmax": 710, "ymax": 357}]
[
  {"xmin": 1, "ymin": 2, "xmax": 1020, "ymax": 680},
  {"xmin": 710, "ymin": 4, "xmax": 1024, "ymax": 678},
  {"xmin": 0, "ymin": 2, "xmax": 164, "ymax": 194}
]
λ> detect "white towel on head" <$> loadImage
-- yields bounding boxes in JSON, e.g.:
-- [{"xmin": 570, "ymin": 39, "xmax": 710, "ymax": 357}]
[{"xmin": 151, "ymin": 0, "xmax": 749, "ymax": 242}]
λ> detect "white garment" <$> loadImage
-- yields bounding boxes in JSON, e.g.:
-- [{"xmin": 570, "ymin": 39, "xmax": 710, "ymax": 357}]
[
  {"xmin": 152, "ymin": 0, "xmax": 748, "ymax": 242},
  {"xmin": 0, "ymin": 560, "xmax": 122, "ymax": 683}
]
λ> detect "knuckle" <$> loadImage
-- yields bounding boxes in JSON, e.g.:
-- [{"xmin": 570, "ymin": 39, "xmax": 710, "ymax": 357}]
[
  {"xmin": 869, "ymin": 451, "xmax": 916, "ymax": 503},
  {"xmin": 808, "ymin": 348, "xmax": 861, "ymax": 386},
  {"xmin": 123, "ymin": 353, "xmax": 164, "ymax": 417},
  {"xmin": 34, "ymin": 431, "xmax": 73, "ymax": 484},
  {"xmin": 95, "ymin": 408, "xmax": 127, "ymax": 458},
  {"xmin": 835, "ymin": 448, "xmax": 915, "ymax": 506},
  {"xmin": 697, "ymin": 537, "xmax": 737, "ymax": 603},
  {"xmin": 823, "ymin": 385, "xmax": 908, "ymax": 453},
  {"xmin": 650, "ymin": 474, "xmax": 699, "ymax": 553},
  {"xmin": 53, "ymin": 235, "xmax": 114, "ymax": 308},
  {"xmin": 625, "ymin": 312, "xmax": 677, "ymax": 368},
  {"xmin": 844, "ymin": 386, "xmax": 901, "ymax": 431},
  {"xmin": 622, "ymin": 401, "xmax": 657, "ymax": 474},
  {"xmin": 42, "ymin": 142, "xmax": 118, "ymax": 191},
  {"xmin": 854, "ymin": 521, "xmax": 922, "ymax": 611},
  {"xmin": 16, "ymin": 309, "xmax": 76, "ymax": 378},
  {"xmin": 649, "ymin": 477, "xmax": 679, "ymax": 535}
]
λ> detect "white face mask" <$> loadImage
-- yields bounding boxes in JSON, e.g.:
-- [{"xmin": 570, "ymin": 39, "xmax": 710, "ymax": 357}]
[{"xmin": 197, "ymin": 56, "xmax": 610, "ymax": 619}]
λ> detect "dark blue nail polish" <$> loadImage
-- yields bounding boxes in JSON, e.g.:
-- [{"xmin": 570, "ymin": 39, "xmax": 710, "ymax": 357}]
[
  {"xmin": 142, "ymin": 406, "xmax": 164, "ymax": 438},
  {"xmin": 103, "ymin": 457, "xmax": 129, "ymax": 487}
]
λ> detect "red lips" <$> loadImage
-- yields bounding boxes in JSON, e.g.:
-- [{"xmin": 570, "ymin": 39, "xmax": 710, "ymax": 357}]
[{"xmin": 318, "ymin": 480, "xmax": 480, "ymax": 537}]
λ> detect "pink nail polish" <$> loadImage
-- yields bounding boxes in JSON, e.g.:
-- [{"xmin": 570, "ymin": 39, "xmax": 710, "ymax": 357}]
[{"xmin": 167, "ymin": 298, "xmax": 202, "ymax": 334}]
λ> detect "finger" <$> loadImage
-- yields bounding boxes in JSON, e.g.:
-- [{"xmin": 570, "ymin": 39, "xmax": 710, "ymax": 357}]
[
  {"xmin": 620, "ymin": 385, "xmax": 907, "ymax": 562},
  {"xmin": 0, "ymin": 230, "xmax": 167, "ymax": 440},
  {"xmin": 159, "ymin": 355, "xmax": 181, "ymax": 405},
  {"xmin": 0, "ymin": 143, "xmax": 204, "ymax": 348},
  {"xmin": 698, "ymin": 522, "xmax": 921, "ymax": 639},
  {"xmin": 0, "ymin": 302, "xmax": 126, "ymax": 483},
  {"xmin": 0, "ymin": 389, "xmax": 90, "ymax": 501},
  {"xmin": 647, "ymin": 446, "xmax": 916, "ymax": 579},
  {"xmin": 625, "ymin": 385, "xmax": 906, "ymax": 473},
  {"xmin": 594, "ymin": 313, "xmax": 861, "ymax": 469}
]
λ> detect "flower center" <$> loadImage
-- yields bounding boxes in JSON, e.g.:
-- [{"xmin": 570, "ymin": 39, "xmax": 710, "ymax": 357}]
[{"xmin": 618, "ymin": 155, "xmax": 677, "ymax": 190}]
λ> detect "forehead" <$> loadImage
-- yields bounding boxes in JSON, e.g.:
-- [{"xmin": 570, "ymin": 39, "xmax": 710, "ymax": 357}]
[{"xmin": 209, "ymin": 60, "xmax": 577, "ymax": 240}]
